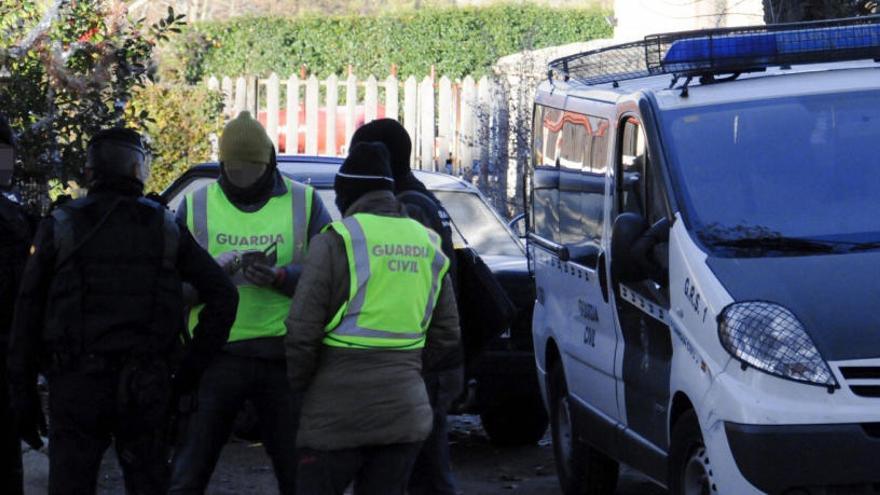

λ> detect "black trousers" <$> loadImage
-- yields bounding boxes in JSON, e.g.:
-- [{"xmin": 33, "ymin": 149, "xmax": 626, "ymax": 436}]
[
  {"xmin": 169, "ymin": 353, "xmax": 299, "ymax": 495},
  {"xmin": 0, "ymin": 360, "xmax": 23, "ymax": 495},
  {"xmin": 48, "ymin": 367, "xmax": 170, "ymax": 495},
  {"xmin": 408, "ymin": 367, "xmax": 464, "ymax": 495},
  {"xmin": 297, "ymin": 442, "xmax": 423, "ymax": 495}
]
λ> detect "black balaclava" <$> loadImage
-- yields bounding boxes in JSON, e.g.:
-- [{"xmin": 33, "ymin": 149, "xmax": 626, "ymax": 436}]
[
  {"xmin": 349, "ymin": 118, "xmax": 439, "ymax": 203},
  {"xmin": 219, "ymin": 146, "xmax": 279, "ymax": 206},
  {"xmin": 334, "ymin": 142, "xmax": 394, "ymax": 215}
]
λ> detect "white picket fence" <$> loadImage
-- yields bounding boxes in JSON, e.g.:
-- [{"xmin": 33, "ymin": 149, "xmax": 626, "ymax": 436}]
[{"xmin": 206, "ymin": 71, "xmax": 503, "ymax": 174}]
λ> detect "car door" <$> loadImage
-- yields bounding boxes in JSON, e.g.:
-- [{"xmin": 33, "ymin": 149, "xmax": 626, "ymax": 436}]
[{"xmin": 611, "ymin": 115, "xmax": 673, "ymax": 452}]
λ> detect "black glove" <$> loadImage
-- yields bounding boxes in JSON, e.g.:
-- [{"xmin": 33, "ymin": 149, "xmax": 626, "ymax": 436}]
[
  {"xmin": 243, "ymin": 262, "xmax": 282, "ymax": 287},
  {"xmin": 12, "ymin": 387, "xmax": 46, "ymax": 450}
]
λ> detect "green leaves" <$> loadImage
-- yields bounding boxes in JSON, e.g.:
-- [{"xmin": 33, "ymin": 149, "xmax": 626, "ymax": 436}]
[
  {"xmin": 0, "ymin": 0, "xmax": 188, "ymax": 194},
  {"xmin": 127, "ymin": 83, "xmax": 225, "ymax": 193},
  {"xmin": 169, "ymin": 5, "xmax": 611, "ymax": 82},
  {"xmin": 152, "ymin": 6, "xmax": 187, "ymax": 42}
]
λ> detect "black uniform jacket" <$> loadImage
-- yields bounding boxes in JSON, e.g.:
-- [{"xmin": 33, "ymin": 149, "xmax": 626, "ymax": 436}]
[{"xmin": 7, "ymin": 182, "xmax": 238, "ymax": 398}]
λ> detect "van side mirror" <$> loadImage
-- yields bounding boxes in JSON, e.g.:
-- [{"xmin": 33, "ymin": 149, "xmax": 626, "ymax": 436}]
[
  {"xmin": 563, "ymin": 243, "xmax": 600, "ymax": 268},
  {"xmin": 611, "ymin": 213, "xmax": 649, "ymax": 284},
  {"xmin": 611, "ymin": 213, "xmax": 670, "ymax": 285}
]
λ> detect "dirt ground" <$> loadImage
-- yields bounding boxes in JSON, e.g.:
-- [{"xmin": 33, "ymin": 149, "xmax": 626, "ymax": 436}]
[{"xmin": 23, "ymin": 415, "xmax": 666, "ymax": 494}]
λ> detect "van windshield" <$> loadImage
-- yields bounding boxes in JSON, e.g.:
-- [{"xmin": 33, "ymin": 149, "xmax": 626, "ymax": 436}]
[{"xmin": 661, "ymin": 90, "xmax": 880, "ymax": 255}]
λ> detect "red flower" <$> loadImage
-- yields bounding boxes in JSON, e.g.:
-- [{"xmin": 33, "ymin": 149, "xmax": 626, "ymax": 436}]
[{"xmin": 78, "ymin": 27, "xmax": 99, "ymax": 43}]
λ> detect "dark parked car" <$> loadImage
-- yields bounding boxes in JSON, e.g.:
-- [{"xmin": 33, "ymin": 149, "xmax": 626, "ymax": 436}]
[{"xmin": 162, "ymin": 155, "xmax": 547, "ymax": 445}]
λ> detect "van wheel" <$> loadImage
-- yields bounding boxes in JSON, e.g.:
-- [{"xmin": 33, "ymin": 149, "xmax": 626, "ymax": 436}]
[
  {"xmin": 668, "ymin": 410, "xmax": 717, "ymax": 495},
  {"xmin": 480, "ymin": 395, "xmax": 549, "ymax": 446},
  {"xmin": 549, "ymin": 363, "xmax": 618, "ymax": 495}
]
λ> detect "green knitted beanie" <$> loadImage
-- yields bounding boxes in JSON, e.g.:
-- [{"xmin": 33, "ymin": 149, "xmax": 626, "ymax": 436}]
[{"xmin": 219, "ymin": 111, "xmax": 273, "ymax": 165}]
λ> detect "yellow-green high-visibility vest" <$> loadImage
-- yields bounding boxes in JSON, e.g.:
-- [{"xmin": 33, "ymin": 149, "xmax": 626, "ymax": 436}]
[
  {"xmin": 323, "ymin": 213, "xmax": 450, "ymax": 350},
  {"xmin": 185, "ymin": 178, "xmax": 314, "ymax": 342}
]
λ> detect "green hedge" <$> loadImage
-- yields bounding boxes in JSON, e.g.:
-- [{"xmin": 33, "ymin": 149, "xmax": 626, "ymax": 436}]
[{"xmin": 167, "ymin": 5, "xmax": 611, "ymax": 83}]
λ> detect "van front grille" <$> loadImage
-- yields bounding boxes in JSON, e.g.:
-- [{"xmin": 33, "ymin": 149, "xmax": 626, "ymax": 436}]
[
  {"xmin": 850, "ymin": 386, "xmax": 880, "ymax": 398},
  {"xmin": 841, "ymin": 367, "xmax": 880, "ymax": 380},
  {"xmin": 838, "ymin": 365, "xmax": 880, "ymax": 398}
]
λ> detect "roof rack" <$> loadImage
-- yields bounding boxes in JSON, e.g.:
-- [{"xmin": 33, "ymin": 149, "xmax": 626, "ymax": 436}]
[{"xmin": 549, "ymin": 15, "xmax": 880, "ymax": 86}]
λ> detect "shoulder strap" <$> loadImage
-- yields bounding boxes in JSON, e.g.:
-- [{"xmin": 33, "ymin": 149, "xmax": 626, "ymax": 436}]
[
  {"xmin": 139, "ymin": 197, "xmax": 180, "ymax": 270},
  {"xmin": 52, "ymin": 196, "xmax": 121, "ymax": 270}
]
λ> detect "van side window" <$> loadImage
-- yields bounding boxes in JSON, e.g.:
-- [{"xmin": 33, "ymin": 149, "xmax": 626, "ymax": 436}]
[
  {"xmin": 646, "ymin": 157, "xmax": 669, "ymax": 226},
  {"xmin": 531, "ymin": 105, "xmax": 561, "ymax": 242},
  {"xmin": 618, "ymin": 118, "xmax": 648, "ymax": 216},
  {"xmin": 559, "ymin": 120, "xmax": 587, "ymax": 170},
  {"xmin": 590, "ymin": 117, "xmax": 610, "ymax": 173},
  {"xmin": 615, "ymin": 116, "xmax": 671, "ymax": 290},
  {"xmin": 559, "ymin": 113, "xmax": 610, "ymax": 249},
  {"xmin": 531, "ymin": 105, "xmax": 611, "ymax": 251},
  {"xmin": 625, "ymin": 120, "xmax": 669, "ymax": 226},
  {"xmin": 541, "ymin": 107, "xmax": 563, "ymax": 166}
]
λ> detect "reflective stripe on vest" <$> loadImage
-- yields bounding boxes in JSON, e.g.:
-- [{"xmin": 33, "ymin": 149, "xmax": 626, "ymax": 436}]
[
  {"xmin": 185, "ymin": 179, "xmax": 313, "ymax": 342},
  {"xmin": 323, "ymin": 213, "xmax": 449, "ymax": 350}
]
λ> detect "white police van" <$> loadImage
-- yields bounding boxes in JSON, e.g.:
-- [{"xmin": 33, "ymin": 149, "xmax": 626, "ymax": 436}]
[{"xmin": 527, "ymin": 16, "xmax": 880, "ymax": 495}]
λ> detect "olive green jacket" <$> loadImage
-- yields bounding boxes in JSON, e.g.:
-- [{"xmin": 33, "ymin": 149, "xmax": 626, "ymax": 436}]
[{"xmin": 284, "ymin": 190, "xmax": 460, "ymax": 450}]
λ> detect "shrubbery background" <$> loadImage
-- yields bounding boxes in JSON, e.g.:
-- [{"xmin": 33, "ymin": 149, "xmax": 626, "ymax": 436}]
[
  {"xmin": 127, "ymin": 84, "xmax": 226, "ymax": 192},
  {"xmin": 163, "ymin": 5, "xmax": 611, "ymax": 83},
  {"xmin": 138, "ymin": 5, "xmax": 609, "ymax": 192}
]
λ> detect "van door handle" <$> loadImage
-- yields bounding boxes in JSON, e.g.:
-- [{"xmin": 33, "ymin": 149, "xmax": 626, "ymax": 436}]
[{"xmin": 598, "ymin": 251, "xmax": 609, "ymax": 303}]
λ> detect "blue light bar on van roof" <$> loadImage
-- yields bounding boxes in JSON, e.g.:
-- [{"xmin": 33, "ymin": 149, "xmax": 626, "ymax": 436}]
[
  {"xmin": 662, "ymin": 22, "xmax": 880, "ymax": 74},
  {"xmin": 548, "ymin": 16, "xmax": 880, "ymax": 86}
]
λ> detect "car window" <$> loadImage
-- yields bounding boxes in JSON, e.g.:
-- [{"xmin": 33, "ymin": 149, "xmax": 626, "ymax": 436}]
[
  {"xmin": 167, "ymin": 176, "xmax": 215, "ymax": 213},
  {"xmin": 433, "ymin": 191, "xmax": 523, "ymax": 257},
  {"xmin": 322, "ymin": 188, "xmax": 522, "ymax": 257}
]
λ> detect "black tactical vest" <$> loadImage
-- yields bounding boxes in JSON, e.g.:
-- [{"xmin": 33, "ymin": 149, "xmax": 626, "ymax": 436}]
[{"xmin": 44, "ymin": 194, "xmax": 184, "ymax": 356}]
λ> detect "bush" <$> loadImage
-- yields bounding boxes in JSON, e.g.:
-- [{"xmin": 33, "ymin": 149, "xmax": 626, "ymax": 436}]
[
  {"xmin": 127, "ymin": 84, "xmax": 225, "ymax": 193},
  {"xmin": 168, "ymin": 5, "xmax": 611, "ymax": 82},
  {"xmin": 0, "ymin": 1, "xmax": 183, "ymax": 212}
]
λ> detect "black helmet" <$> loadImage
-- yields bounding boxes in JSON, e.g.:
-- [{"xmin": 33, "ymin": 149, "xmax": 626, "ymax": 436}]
[{"xmin": 86, "ymin": 128, "xmax": 151, "ymax": 185}]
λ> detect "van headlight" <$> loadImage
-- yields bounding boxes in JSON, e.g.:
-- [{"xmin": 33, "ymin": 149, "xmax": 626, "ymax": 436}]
[{"xmin": 718, "ymin": 302, "xmax": 836, "ymax": 387}]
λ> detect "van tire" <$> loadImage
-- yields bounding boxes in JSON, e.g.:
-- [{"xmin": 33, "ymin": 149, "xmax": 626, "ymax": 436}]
[
  {"xmin": 668, "ymin": 410, "xmax": 717, "ymax": 495},
  {"xmin": 480, "ymin": 395, "xmax": 549, "ymax": 446},
  {"xmin": 549, "ymin": 363, "xmax": 618, "ymax": 495}
]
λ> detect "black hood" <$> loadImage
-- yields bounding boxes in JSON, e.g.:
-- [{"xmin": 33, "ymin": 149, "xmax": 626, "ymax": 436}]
[{"xmin": 708, "ymin": 252, "xmax": 880, "ymax": 361}]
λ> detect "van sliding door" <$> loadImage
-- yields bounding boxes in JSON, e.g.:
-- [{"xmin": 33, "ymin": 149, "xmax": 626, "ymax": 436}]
[
  {"xmin": 558, "ymin": 166, "xmax": 620, "ymax": 424},
  {"xmin": 530, "ymin": 104, "xmax": 621, "ymax": 427}
]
